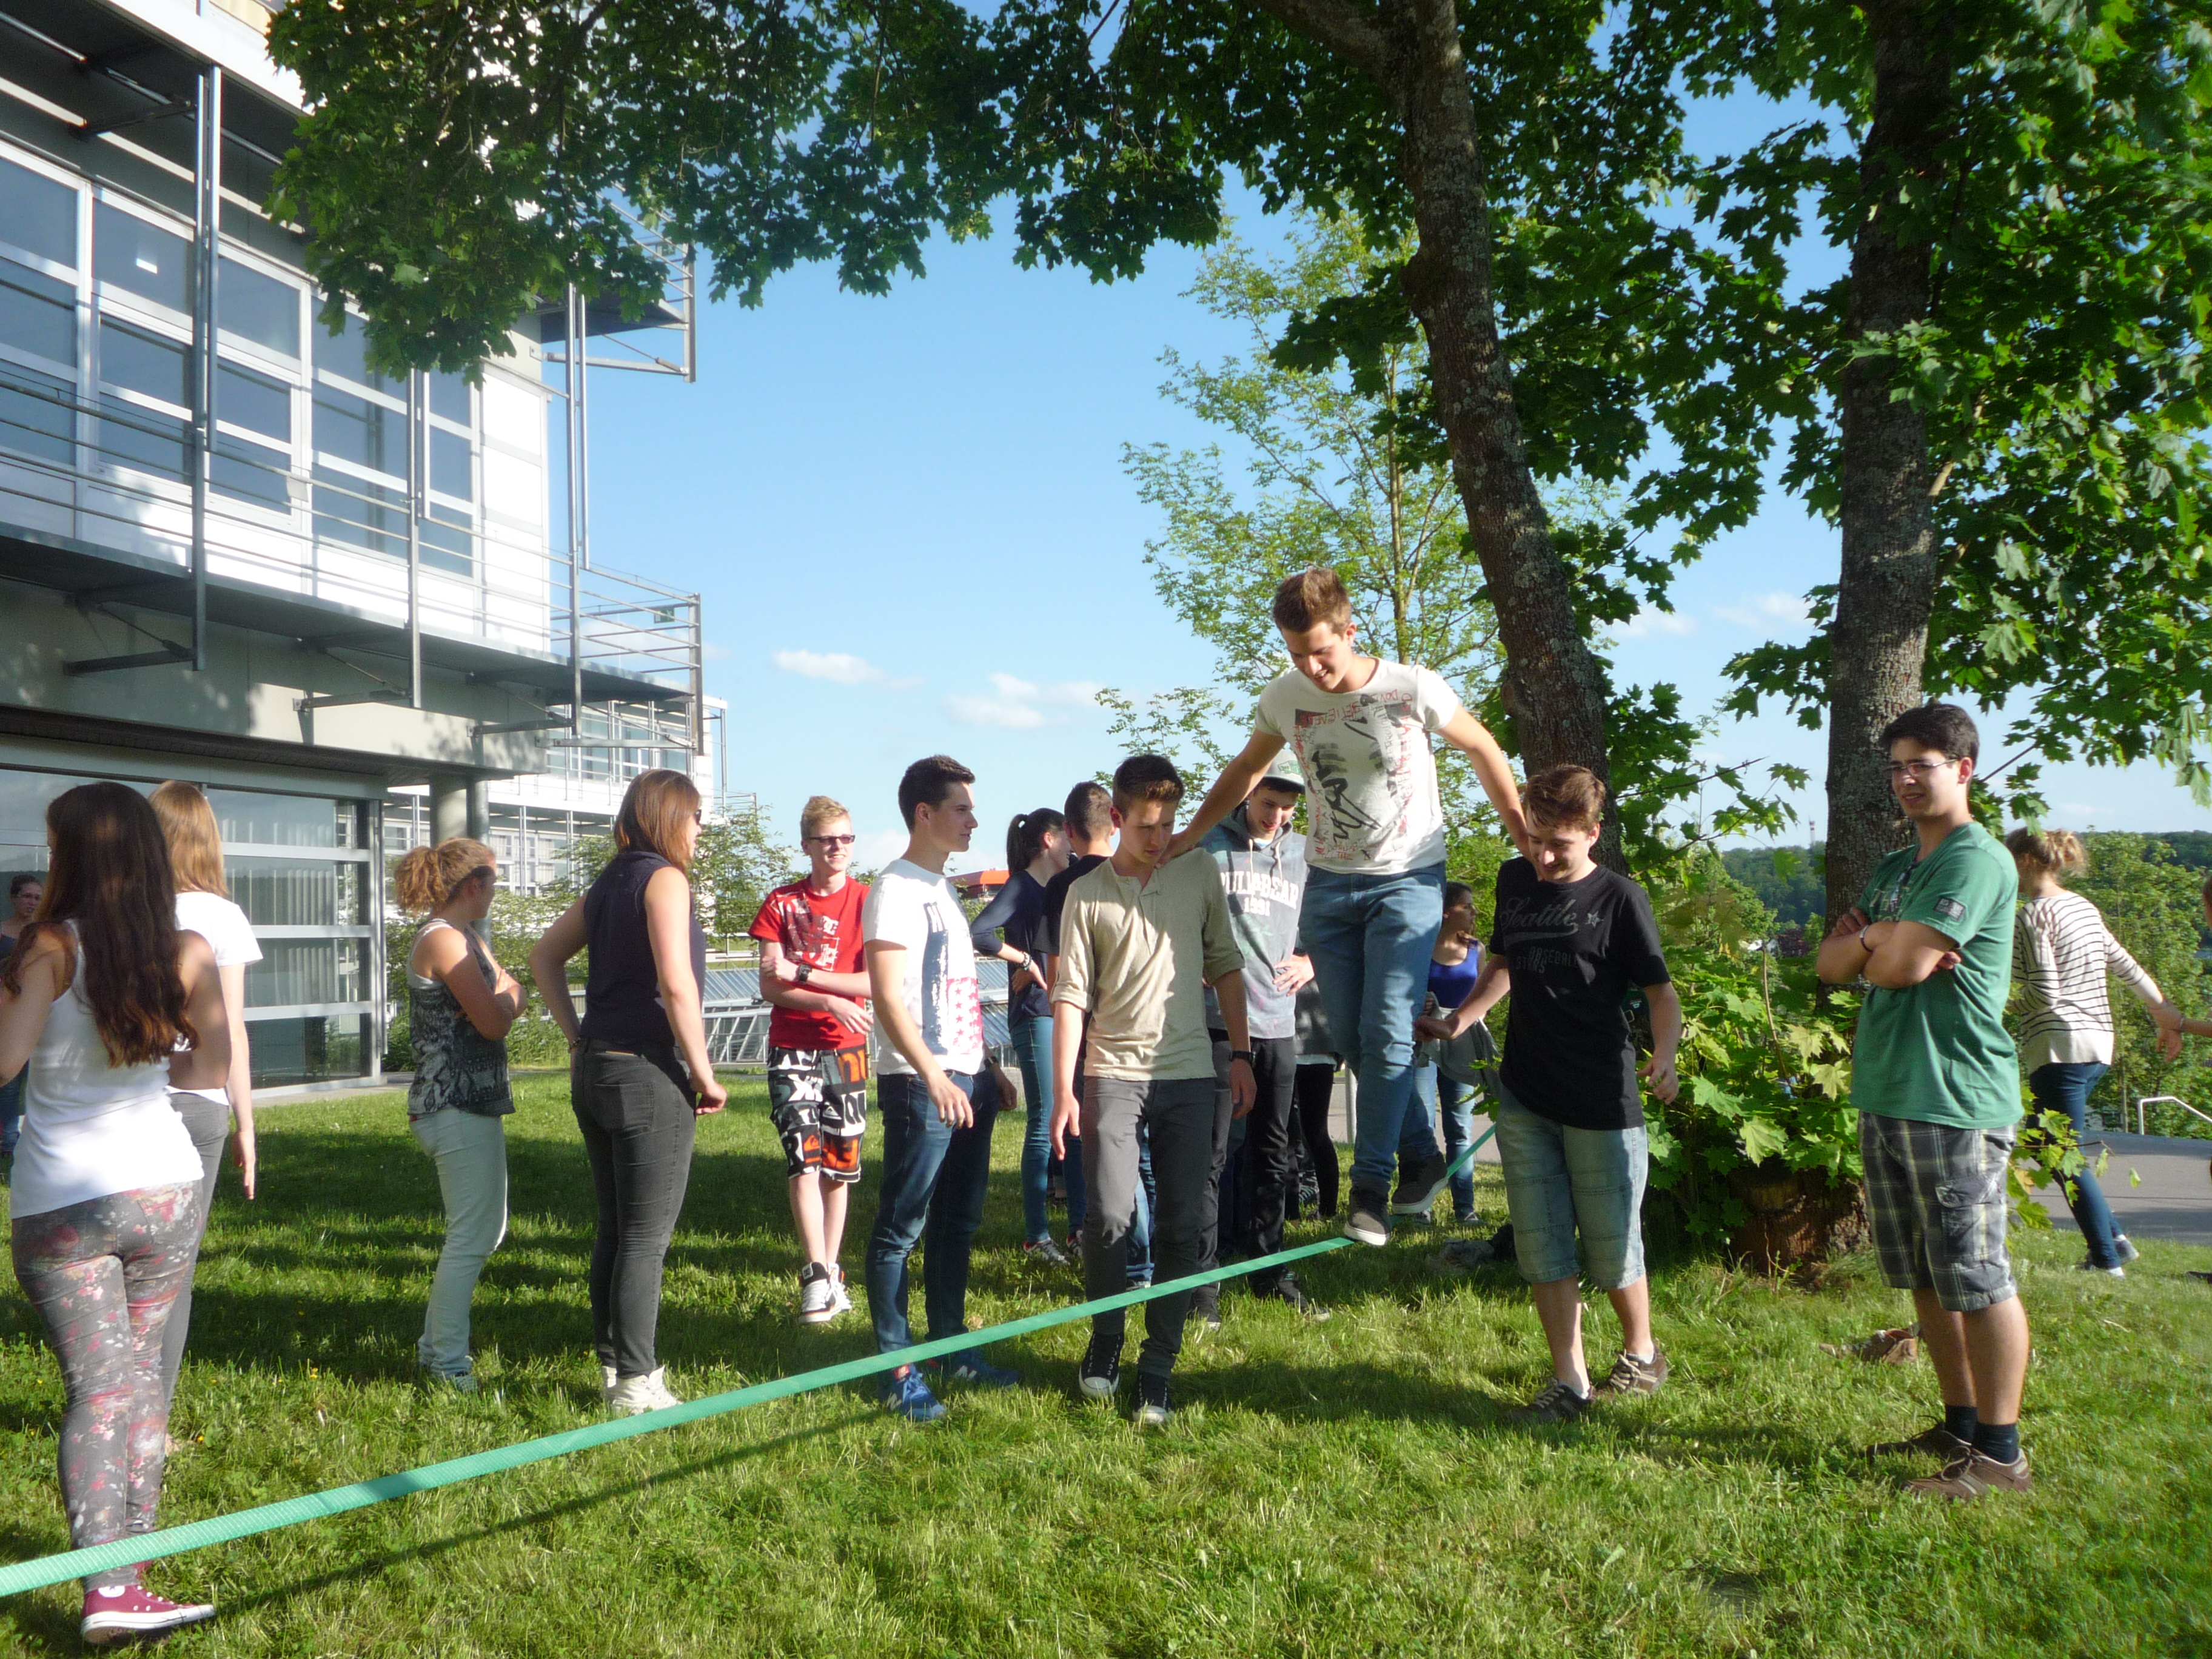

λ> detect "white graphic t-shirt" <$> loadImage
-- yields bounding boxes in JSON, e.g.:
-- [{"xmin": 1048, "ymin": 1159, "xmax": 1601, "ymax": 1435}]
[
  {"xmin": 1254, "ymin": 660, "xmax": 1462, "ymax": 875},
  {"xmin": 862, "ymin": 859, "xmax": 986, "ymax": 1078}
]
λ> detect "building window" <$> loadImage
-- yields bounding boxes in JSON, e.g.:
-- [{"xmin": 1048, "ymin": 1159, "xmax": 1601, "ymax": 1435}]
[
  {"xmin": 218, "ymin": 255, "xmax": 301, "ymax": 361},
  {"xmin": 0, "ymin": 155, "xmax": 77, "ymax": 269},
  {"xmin": 95, "ymin": 317, "xmax": 189, "ymax": 482},
  {"xmin": 93, "ymin": 203, "xmax": 188, "ymax": 315}
]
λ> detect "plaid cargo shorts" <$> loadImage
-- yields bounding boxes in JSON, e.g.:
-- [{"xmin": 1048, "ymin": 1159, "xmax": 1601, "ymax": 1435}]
[
  {"xmin": 1857, "ymin": 1111, "xmax": 2018, "ymax": 1313},
  {"xmin": 766, "ymin": 1045, "xmax": 869, "ymax": 1182}
]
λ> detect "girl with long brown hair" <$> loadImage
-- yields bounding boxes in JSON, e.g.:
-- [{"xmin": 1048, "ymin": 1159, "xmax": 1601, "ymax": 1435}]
[
  {"xmin": 529, "ymin": 769, "xmax": 725, "ymax": 1415},
  {"xmin": 146, "ymin": 781, "xmax": 260, "ymax": 1414},
  {"xmin": 1, "ymin": 782, "xmax": 227, "ymax": 1643},
  {"xmin": 397, "ymin": 837, "xmax": 526, "ymax": 1390}
]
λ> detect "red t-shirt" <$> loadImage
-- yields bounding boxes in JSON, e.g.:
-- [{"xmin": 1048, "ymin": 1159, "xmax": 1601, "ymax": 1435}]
[{"xmin": 749, "ymin": 878, "xmax": 870, "ymax": 1052}]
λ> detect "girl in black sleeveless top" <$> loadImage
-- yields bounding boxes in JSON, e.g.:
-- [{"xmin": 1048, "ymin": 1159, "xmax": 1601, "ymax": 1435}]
[{"xmin": 529, "ymin": 770, "xmax": 726, "ymax": 1417}]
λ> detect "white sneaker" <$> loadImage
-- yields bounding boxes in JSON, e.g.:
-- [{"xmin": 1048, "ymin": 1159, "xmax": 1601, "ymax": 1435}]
[
  {"xmin": 600, "ymin": 1363, "xmax": 618, "ymax": 1404},
  {"xmin": 798, "ymin": 1264, "xmax": 838, "ymax": 1326},
  {"xmin": 829, "ymin": 1264, "xmax": 853, "ymax": 1318},
  {"xmin": 606, "ymin": 1367, "xmax": 683, "ymax": 1416}
]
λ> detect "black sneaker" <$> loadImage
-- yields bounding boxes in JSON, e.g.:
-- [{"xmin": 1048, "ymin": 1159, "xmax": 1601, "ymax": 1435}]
[
  {"xmin": 1191, "ymin": 1281, "xmax": 1223, "ymax": 1331},
  {"xmin": 1509, "ymin": 1378, "xmax": 1591, "ymax": 1424},
  {"xmin": 1343, "ymin": 1187, "xmax": 1390, "ymax": 1246},
  {"xmin": 1258, "ymin": 1272, "xmax": 1331, "ymax": 1321},
  {"xmin": 1079, "ymin": 1331, "xmax": 1122, "ymax": 1401},
  {"xmin": 1134, "ymin": 1370, "xmax": 1173, "ymax": 1428},
  {"xmin": 1391, "ymin": 1153, "xmax": 1451, "ymax": 1215}
]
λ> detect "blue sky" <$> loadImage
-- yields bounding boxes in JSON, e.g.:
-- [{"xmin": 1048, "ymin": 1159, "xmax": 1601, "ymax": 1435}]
[{"xmin": 575, "ymin": 100, "xmax": 2212, "ymax": 876}]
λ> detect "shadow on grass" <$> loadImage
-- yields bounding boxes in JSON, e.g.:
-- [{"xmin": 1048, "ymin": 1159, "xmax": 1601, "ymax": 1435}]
[{"xmin": 0, "ymin": 1415, "xmax": 872, "ymax": 1656}]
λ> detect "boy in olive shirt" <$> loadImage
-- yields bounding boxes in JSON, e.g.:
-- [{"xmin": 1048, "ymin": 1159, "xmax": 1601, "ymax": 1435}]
[
  {"xmin": 1818, "ymin": 703, "xmax": 2029, "ymax": 1501},
  {"xmin": 1050, "ymin": 755, "xmax": 1256, "ymax": 1427}
]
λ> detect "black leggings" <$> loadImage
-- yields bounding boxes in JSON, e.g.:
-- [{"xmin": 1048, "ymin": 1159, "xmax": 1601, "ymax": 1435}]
[
  {"xmin": 572, "ymin": 1042, "xmax": 697, "ymax": 1379},
  {"xmin": 1290, "ymin": 1062, "xmax": 1340, "ymax": 1219}
]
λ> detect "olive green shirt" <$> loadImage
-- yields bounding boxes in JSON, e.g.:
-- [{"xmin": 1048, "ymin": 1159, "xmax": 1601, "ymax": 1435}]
[
  {"xmin": 1050, "ymin": 850, "xmax": 1246, "ymax": 1082},
  {"xmin": 1851, "ymin": 820, "xmax": 2022, "ymax": 1130}
]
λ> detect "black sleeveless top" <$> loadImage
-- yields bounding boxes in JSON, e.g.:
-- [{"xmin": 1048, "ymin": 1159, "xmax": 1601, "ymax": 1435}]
[{"xmin": 580, "ymin": 849, "xmax": 708, "ymax": 1049}]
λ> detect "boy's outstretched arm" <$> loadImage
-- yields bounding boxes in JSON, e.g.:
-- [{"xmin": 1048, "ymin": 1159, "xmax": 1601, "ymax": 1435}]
[
  {"xmin": 1436, "ymin": 709, "xmax": 1529, "ymax": 853},
  {"xmin": 1164, "ymin": 731, "xmax": 1285, "ymax": 863}
]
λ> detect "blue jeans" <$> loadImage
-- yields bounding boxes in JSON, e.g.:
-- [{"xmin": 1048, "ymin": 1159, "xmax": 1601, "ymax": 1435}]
[
  {"xmin": 1302, "ymin": 862, "xmax": 1446, "ymax": 1197},
  {"xmin": 0, "ymin": 1067, "xmax": 21, "ymax": 1160},
  {"xmin": 865, "ymin": 1070, "xmax": 999, "ymax": 1355},
  {"xmin": 1493, "ymin": 1085, "xmax": 1647, "ymax": 1290},
  {"xmin": 2028, "ymin": 1061, "xmax": 2123, "ymax": 1269},
  {"xmin": 1404, "ymin": 1062, "xmax": 1478, "ymax": 1221},
  {"xmin": 1011, "ymin": 1016, "xmax": 1083, "ymax": 1241}
]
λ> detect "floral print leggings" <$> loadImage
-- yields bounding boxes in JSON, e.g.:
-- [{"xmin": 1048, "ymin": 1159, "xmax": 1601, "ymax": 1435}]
[{"xmin": 10, "ymin": 1184, "xmax": 199, "ymax": 1591}]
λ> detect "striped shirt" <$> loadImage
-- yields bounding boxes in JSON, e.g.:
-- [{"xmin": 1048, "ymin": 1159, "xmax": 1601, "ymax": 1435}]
[{"xmin": 2011, "ymin": 891, "xmax": 2155, "ymax": 1070}]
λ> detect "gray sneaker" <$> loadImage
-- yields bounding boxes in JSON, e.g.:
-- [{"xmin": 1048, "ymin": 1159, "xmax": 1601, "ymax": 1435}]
[
  {"xmin": 1391, "ymin": 1153, "xmax": 1451, "ymax": 1215},
  {"xmin": 1591, "ymin": 1346, "xmax": 1668, "ymax": 1400},
  {"xmin": 2113, "ymin": 1234, "xmax": 2140, "ymax": 1265},
  {"xmin": 1342, "ymin": 1188, "xmax": 1391, "ymax": 1247},
  {"xmin": 1509, "ymin": 1378, "xmax": 1591, "ymax": 1424}
]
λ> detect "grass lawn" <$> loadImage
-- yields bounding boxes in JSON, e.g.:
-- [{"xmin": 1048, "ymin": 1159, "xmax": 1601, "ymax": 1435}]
[{"xmin": 1, "ymin": 1075, "xmax": 2208, "ymax": 1657}]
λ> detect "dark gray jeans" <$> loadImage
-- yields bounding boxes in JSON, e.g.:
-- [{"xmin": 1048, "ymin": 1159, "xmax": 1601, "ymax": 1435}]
[
  {"xmin": 573, "ymin": 1041, "xmax": 697, "ymax": 1379},
  {"xmin": 1081, "ymin": 1074, "xmax": 1225, "ymax": 1378},
  {"xmin": 159, "ymin": 1090, "xmax": 230, "ymax": 1409}
]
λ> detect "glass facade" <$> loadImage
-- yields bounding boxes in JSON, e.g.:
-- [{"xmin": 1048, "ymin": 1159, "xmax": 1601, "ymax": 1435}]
[{"xmin": 0, "ymin": 767, "xmax": 378, "ymax": 1088}]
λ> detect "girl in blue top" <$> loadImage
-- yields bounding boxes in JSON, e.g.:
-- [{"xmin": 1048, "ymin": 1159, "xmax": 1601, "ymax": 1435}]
[{"xmin": 1399, "ymin": 882, "xmax": 1482, "ymax": 1223}]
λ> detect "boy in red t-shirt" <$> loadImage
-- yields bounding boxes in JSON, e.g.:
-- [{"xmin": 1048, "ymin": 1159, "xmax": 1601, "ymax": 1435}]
[{"xmin": 750, "ymin": 795, "xmax": 874, "ymax": 1324}]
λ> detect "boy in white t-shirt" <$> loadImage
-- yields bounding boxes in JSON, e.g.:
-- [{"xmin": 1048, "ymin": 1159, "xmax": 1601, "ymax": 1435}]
[
  {"xmin": 862, "ymin": 754, "xmax": 1020, "ymax": 1423},
  {"xmin": 1167, "ymin": 566, "xmax": 1529, "ymax": 1250}
]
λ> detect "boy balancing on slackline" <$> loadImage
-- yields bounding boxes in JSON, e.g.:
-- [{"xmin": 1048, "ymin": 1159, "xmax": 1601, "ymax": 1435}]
[
  {"xmin": 1051, "ymin": 754, "xmax": 1256, "ymax": 1427},
  {"xmin": 1165, "ymin": 566, "xmax": 1528, "ymax": 1248},
  {"xmin": 1416, "ymin": 766, "xmax": 1680, "ymax": 1422}
]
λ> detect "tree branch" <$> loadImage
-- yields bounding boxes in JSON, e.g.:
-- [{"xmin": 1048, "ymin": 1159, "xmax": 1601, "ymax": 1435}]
[{"xmin": 1242, "ymin": 0, "xmax": 1388, "ymax": 81}]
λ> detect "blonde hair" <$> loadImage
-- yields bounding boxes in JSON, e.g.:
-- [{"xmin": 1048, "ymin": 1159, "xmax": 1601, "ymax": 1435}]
[
  {"xmin": 800, "ymin": 794, "xmax": 850, "ymax": 840},
  {"xmin": 2005, "ymin": 826, "xmax": 2087, "ymax": 879},
  {"xmin": 394, "ymin": 837, "xmax": 494, "ymax": 912},
  {"xmin": 149, "ymin": 780, "xmax": 228, "ymax": 898}
]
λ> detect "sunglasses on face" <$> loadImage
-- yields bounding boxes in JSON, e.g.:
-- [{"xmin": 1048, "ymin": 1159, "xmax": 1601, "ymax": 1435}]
[
  {"xmin": 1886, "ymin": 759, "xmax": 1957, "ymax": 780},
  {"xmin": 808, "ymin": 834, "xmax": 856, "ymax": 848}
]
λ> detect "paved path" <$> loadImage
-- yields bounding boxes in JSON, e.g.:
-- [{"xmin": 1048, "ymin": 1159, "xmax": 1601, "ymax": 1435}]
[{"xmin": 2029, "ymin": 1130, "xmax": 2212, "ymax": 1249}]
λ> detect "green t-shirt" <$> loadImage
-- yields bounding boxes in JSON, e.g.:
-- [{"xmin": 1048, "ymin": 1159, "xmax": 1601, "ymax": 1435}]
[{"xmin": 1850, "ymin": 821, "xmax": 2022, "ymax": 1128}]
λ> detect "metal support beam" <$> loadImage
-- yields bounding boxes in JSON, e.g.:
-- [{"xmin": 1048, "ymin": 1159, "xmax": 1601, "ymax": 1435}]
[
  {"xmin": 294, "ymin": 689, "xmax": 406, "ymax": 712},
  {"xmin": 64, "ymin": 645, "xmax": 192, "ymax": 677},
  {"xmin": 82, "ymin": 98, "xmax": 187, "ymax": 136},
  {"xmin": 406, "ymin": 369, "xmax": 423, "ymax": 708},
  {"xmin": 565, "ymin": 283, "xmax": 585, "ymax": 731},
  {"xmin": 187, "ymin": 63, "xmax": 220, "ymax": 674}
]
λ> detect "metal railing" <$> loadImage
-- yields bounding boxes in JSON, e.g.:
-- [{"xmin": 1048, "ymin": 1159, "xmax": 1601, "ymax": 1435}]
[
  {"xmin": 0, "ymin": 361, "xmax": 699, "ymax": 710},
  {"xmin": 2133, "ymin": 1095, "xmax": 2212, "ymax": 1136}
]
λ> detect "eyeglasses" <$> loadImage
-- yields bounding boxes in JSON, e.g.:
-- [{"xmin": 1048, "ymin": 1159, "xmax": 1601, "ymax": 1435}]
[
  {"xmin": 1886, "ymin": 759, "xmax": 1958, "ymax": 780},
  {"xmin": 808, "ymin": 834, "xmax": 857, "ymax": 849}
]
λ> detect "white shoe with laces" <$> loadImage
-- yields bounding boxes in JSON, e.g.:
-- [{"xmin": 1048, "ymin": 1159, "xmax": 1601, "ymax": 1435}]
[
  {"xmin": 828, "ymin": 1264, "xmax": 853, "ymax": 1318},
  {"xmin": 600, "ymin": 1363, "xmax": 618, "ymax": 1404},
  {"xmin": 607, "ymin": 1367, "xmax": 683, "ymax": 1415}
]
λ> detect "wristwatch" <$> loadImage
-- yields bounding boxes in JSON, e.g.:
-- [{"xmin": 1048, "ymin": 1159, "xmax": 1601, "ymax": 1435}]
[
  {"xmin": 1231, "ymin": 1048, "xmax": 1256, "ymax": 1066},
  {"xmin": 795, "ymin": 962, "xmax": 813, "ymax": 985}
]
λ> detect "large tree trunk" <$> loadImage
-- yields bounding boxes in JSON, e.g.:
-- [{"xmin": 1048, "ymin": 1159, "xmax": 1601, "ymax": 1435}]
[
  {"xmin": 1824, "ymin": 2, "xmax": 1954, "ymax": 917},
  {"xmin": 1255, "ymin": 0, "xmax": 1620, "ymax": 862}
]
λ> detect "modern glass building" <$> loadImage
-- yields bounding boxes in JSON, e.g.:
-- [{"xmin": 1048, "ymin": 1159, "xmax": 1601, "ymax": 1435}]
[{"xmin": 0, "ymin": 0, "xmax": 708, "ymax": 1087}]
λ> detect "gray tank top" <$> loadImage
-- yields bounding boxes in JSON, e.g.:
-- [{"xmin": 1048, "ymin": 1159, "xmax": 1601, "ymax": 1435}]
[{"xmin": 407, "ymin": 919, "xmax": 514, "ymax": 1121}]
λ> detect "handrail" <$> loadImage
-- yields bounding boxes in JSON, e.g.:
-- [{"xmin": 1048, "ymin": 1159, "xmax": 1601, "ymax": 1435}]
[{"xmin": 2133, "ymin": 1094, "xmax": 2212, "ymax": 1136}]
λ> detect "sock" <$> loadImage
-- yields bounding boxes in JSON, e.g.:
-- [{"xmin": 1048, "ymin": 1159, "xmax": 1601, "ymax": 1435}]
[
  {"xmin": 1943, "ymin": 1403, "xmax": 1979, "ymax": 1443},
  {"xmin": 1972, "ymin": 1420, "xmax": 2020, "ymax": 1464}
]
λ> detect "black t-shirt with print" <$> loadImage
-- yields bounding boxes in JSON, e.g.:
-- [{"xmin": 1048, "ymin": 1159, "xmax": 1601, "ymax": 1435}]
[{"xmin": 1489, "ymin": 858, "xmax": 1671, "ymax": 1131}]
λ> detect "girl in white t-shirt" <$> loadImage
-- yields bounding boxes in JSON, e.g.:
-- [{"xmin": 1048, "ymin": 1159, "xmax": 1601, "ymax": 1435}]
[
  {"xmin": 150, "ymin": 782, "xmax": 262, "ymax": 1409},
  {"xmin": 1, "ymin": 782, "xmax": 227, "ymax": 1643}
]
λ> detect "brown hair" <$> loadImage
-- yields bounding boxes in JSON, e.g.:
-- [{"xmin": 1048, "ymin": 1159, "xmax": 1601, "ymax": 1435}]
[
  {"xmin": 3, "ymin": 782, "xmax": 195, "ymax": 1065},
  {"xmin": 1062, "ymin": 779, "xmax": 1112, "ymax": 840},
  {"xmin": 149, "ymin": 780, "xmax": 229, "ymax": 898},
  {"xmin": 1523, "ymin": 764, "xmax": 1607, "ymax": 831},
  {"xmin": 800, "ymin": 794, "xmax": 850, "ymax": 840},
  {"xmin": 2005, "ymin": 826, "xmax": 2087, "ymax": 879},
  {"xmin": 1111, "ymin": 754, "xmax": 1185, "ymax": 812},
  {"xmin": 394, "ymin": 837, "xmax": 495, "ymax": 912},
  {"xmin": 897, "ymin": 755, "xmax": 976, "ymax": 830},
  {"xmin": 616, "ymin": 768, "xmax": 703, "ymax": 871},
  {"xmin": 1272, "ymin": 566, "xmax": 1354, "ymax": 633}
]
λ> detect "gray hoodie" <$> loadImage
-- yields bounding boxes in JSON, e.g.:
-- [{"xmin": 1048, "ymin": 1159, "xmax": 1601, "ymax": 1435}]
[{"xmin": 1199, "ymin": 804, "xmax": 1308, "ymax": 1041}]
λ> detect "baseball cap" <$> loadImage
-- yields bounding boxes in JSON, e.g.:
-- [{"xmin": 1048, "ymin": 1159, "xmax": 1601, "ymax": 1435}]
[{"xmin": 1255, "ymin": 754, "xmax": 1306, "ymax": 795}]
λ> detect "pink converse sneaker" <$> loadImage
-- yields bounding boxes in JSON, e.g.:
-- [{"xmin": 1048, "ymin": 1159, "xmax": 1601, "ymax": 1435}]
[{"xmin": 81, "ymin": 1581, "xmax": 215, "ymax": 1644}]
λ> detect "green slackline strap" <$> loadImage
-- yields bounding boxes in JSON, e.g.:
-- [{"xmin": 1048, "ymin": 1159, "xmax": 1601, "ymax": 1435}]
[{"xmin": 0, "ymin": 1122, "xmax": 1496, "ymax": 1599}]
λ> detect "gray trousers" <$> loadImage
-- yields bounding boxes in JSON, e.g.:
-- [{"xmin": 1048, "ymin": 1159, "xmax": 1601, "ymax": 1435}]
[
  {"xmin": 1081, "ymin": 1074, "xmax": 1229, "ymax": 1377},
  {"xmin": 159, "ymin": 1090, "xmax": 230, "ymax": 1409}
]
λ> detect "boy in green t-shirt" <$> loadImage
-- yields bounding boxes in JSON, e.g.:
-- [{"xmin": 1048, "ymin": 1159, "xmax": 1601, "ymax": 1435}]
[{"xmin": 1818, "ymin": 703, "xmax": 2029, "ymax": 1502}]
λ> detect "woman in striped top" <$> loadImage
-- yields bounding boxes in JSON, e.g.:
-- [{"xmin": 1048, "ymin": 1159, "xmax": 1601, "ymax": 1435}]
[{"xmin": 2006, "ymin": 827, "xmax": 2176, "ymax": 1275}]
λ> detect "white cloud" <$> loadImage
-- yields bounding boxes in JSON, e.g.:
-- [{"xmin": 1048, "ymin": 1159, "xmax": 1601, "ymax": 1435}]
[
  {"xmin": 1714, "ymin": 592, "xmax": 1812, "ymax": 629},
  {"xmin": 945, "ymin": 674, "xmax": 1104, "ymax": 729},
  {"xmin": 1613, "ymin": 608, "xmax": 1697, "ymax": 638},
  {"xmin": 853, "ymin": 828, "xmax": 910, "ymax": 868},
  {"xmin": 771, "ymin": 649, "xmax": 921, "ymax": 690}
]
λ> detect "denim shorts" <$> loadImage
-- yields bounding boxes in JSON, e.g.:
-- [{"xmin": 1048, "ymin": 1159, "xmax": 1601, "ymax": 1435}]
[
  {"xmin": 1493, "ymin": 1085, "xmax": 1648, "ymax": 1290},
  {"xmin": 1858, "ymin": 1111, "xmax": 2017, "ymax": 1313}
]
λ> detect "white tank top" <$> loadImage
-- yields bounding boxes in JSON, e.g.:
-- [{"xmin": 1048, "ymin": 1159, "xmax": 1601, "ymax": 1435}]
[{"xmin": 10, "ymin": 926, "xmax": 204, "ymax": 1219}]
